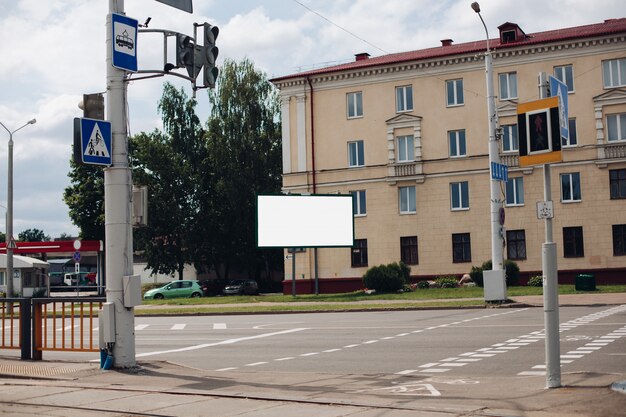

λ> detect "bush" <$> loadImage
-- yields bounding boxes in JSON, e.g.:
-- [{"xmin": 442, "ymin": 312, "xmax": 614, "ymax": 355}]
[
  {"xmin": 435, "ymin": 276, "xmax": 458, "ymax": 288},
  {"xmin": 527, "ymin": 275, "xmax": 543, "ymax": 287},
  {"xmin": 470, "ymin": 259, "xmax": 520, "ymax": 287},
  {"xmin": 417, "ymin": 280, "xmax": 430, "ymax": 289},
  {"xmin": 362, "ymin": 263, "xmax": 407, "ymax": 293},
  {"xmin": 469, "ymin": 265, "xmax": 484, "ymax": 287}
]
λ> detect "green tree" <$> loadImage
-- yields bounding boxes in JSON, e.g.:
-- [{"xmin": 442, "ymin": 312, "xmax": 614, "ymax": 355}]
[
  {"xmin": 18, "ymin": 228, "xmax": 50, "ymax": 242},
  {"xmin": 202, "ymin": 58, "xmax": 283, "ymax": 280},
  {"xmin": 131, "ymin": 84, "xmax": 204, "ymax": 280},
  {"xmin": 63, "ymin": 157, "xmax": 105, "ymax": 240}
]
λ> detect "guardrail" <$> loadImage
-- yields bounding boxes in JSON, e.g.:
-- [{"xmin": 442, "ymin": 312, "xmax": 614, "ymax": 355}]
[{"xmin": 0, "ymin": 297, "xmax": 105, "ymax": 360}]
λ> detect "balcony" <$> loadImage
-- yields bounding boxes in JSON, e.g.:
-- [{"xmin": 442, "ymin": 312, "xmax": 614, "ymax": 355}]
[
  {"xmin": 601, "ymin": 142, "xmax": 626, "ymax": 159},
  {"xmin": 499, "ymin": 153, "xmax": 519, "ymax": 167}
]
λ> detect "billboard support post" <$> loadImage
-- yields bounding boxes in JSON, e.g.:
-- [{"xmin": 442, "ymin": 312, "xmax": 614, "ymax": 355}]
[{"xmin": 291, "ymin": 249, "xmax": 297, "ymax": 297}]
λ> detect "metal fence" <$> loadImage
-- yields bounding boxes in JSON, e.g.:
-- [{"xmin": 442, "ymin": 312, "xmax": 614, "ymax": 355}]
[{"xmin": 0, "ymin": 297, "xmax": 105, "ymax": 360}]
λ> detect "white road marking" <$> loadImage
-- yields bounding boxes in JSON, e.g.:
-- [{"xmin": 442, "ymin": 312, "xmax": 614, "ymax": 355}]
[
  {"xmin": 213, "ymin": 323, "xmax": 227, "ymax": 330},
  {"xmin": 171, "ymin": 324, "xmax": 186, "ymax": 330},
  {"xmin": 216, "ymin": 367, "xmax": 238, "ymax": 372},
  {"xmin": 137, "ymin": 327, "xmax": 308, "ymax": 358},
  {"xmin": 245, "ymin": 362, "xmax": 268, "ymax": 367},
  {"xmin": 135, "ymin": 324, "xmax": 149, "ymax": 331},
  {"xmin": 275, "ymin": 357, "xmax": 294, "ymax": 361}
]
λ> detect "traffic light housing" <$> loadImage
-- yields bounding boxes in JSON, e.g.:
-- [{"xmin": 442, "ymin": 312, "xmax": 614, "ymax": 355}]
[
  {"xmin": 176, "ymin": 33, "xmax": 195, "ymax": 76},
  {"xmin": 202, "ymin": 23, "xmax": 219, "ymax": 88},
  {"xmin": 81, "ymin": 93, "xmax": 104, "ymax": 119}
]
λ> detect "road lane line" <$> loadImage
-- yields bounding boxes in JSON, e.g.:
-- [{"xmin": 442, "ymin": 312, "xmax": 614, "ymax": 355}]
[
  {"xmin": 213, "ymin": 323, "xmax": 227, "ymax": 330},
  {"xmin": 137, "ymin": 327, "xmax": 308, "ymax": 358}
]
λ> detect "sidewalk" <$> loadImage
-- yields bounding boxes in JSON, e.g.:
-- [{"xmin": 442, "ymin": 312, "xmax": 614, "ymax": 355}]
[{"xmin": 1, "ymin": 293, "xmax": 625, "ymax": 416}]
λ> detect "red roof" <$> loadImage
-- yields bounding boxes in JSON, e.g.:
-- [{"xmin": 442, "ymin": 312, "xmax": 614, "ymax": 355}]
[{"xmin": 272, "ymin": 18, "xmax": 626, "ymax": 83}]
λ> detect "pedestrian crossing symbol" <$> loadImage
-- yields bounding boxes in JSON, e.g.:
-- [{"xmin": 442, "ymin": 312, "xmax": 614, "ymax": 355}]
[{"xmin": 78, "ymin": 118, "xmax": 112, "ymax": 166}]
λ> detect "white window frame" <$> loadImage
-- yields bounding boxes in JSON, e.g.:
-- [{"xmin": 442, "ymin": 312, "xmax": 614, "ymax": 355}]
[
  {"xmin": 351, "ymin": 190, "xmax": 367, "ymax": 217},
  {"xmin": 602, "ymin": 58, "xmax": 626, "ymax": 88},
  {"xmin": 450, "ymin": 181, "xmax": 469, "ymax": 211},
  {"xmin": 448, "ymin": 129, "xmax": 467, "ymax": 158},
  {"xmin": 348, "ymin": 140, "xmax": 364, "ymax": 167},
  {"xmin": 607, "ymin": 113, "xmax": 626, "ymax": 142},
  {"xmin": 560, "ymin": 172, "xmax": 581, "ymax": 203},
  {"xmin": 554, "ymin": 64, "xmax": 575, "ymax": 93},
  {"xmin": 396, "ymin": 85, "xmax": 413, "ymax": 113},
  {"xmin": 446, "ymin": 79, "xmax": 464, "ymax": 106},
  {"xmin": 397, "ymin": 135, "xmax": 415, "ymax": 162},
  {"xmin": 505, "ymin": 177, "xmax": 524, "ymax": 207},
  {"xmin": 347, "ymin": 91, "xmax": 363, "ymax": 119},
  {"xmin": 399, "ymin": 186, "xmax": 416, "ymax": 214},
  {"xmin": 499, "ymin": 72, "xmax": 518, "ymax": 100},
  {"xmin": 563, "ymin": 118, "xmax": 577, "ymax": 147},
  {"xmin": 501, "ymin": 124, "xmax": 518, "ymax": 152}
]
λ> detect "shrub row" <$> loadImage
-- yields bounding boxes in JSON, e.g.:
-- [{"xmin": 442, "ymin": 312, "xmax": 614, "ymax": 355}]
[{"xmin": 362, "ymin": 262, "xmax": 410, "ymax": 293}]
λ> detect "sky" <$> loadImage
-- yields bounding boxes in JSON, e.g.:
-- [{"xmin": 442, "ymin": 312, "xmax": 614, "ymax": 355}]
[{"xmin": 0, "ymin": 0, "xmax": 623, "ymax": 239}]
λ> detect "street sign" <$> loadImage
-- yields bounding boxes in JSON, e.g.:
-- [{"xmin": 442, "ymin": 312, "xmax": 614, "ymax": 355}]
[
  {"xmin": 79, "ymin": 118, "xmax": 112, "ymax": 166},
  {"xmin": 73, "ymin": 251, "xmax": 81, "ymax": 262},
  {"xmin": 549, "ymin": 76, "xmax": 569, "ymax": 143},
  {"xmin": 517, "ymin": 97, "xmax": 562, "ymax": 167},
  {"xmin": 491, "ymin": 161, "xmax": 508, "ymax": 182},
  {"xmin": 155, "ymin": 0, "xmax": 193, "ymax": 13},
  {"xmin": 7, "ymin": 237, "xmax": 17, "ymax": 249},
  {"xmin": 537, "ymin": 201, "xmax": 554, "ymax": 219},
  {"xmin": 112, "ymin": 13, "xmax": 138, "ymax": 72}
]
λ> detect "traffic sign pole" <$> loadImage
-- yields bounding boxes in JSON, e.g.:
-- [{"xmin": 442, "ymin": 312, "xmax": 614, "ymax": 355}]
[
  {"xmin": 539, "ymin": 71, "xmax": 561, "ymax": 388},
  {"xmin": 105, "ymin": 0, "xmax": 136, "ymax": 368}
]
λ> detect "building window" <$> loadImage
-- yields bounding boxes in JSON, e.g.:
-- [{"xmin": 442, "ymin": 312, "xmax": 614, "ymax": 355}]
[
  {"xmin": 450, "ymin": 181, "xmax": 469, "ymax": 210},
  {"xmin": 502, "ymin": 124, "xmax": 519, "ymax": 152},
  {"xmin": 347, "ymin": 91, "xmax": 363, "ymax": 118},
  {"xmin": 563, "ymin": 118, "xmax": 577, "ymax": 147},
  {"xmin": 0, "ymin": 271, "xmax": 4, "ymax": 286},
  {"xmin": 561, "ymin": 172, "xmax": 581, "ymax": 202},
  {"xmin": 613, "ymin": 224, "xmax": 626, "ymax": 256},
  {"xmin": 505, "ymin": 177, "xmax": 524, "ymax": 206},
  {"xmin": 563, "ymin": 226, "xmax": 584, "ymax": 258},
  {"xmin": 602, "ymin": 58, "xmax": 626, "ymax": 88},
  {"xmin": 396, "ymin": 85, "xmax": 413, "ymax": 113},
  {"xmin": 348, "ymin": 140, "xmax": 364, "ymax": 167},
  {"xmin": 446, "ymin": 79, "xmax": 464, "ymax": 106},
  {"xmin": 397, "ymin": 135, "xmax": 415, "ymax": 162},
  {"xmin": 554, "ymin": 64, "xmax": 574, "ymax": 92},
  {"xmin": 351, "ymin": 239, "xmax": 368, "ymax": 267},
  {"xmin": 610, "ymin": 169, "xmax": 626, "ymax": 200},
  {"xmin": 607, "ymin": 113, "xmax": 626, "ymax": 142},
  {"xmin": 506, "ymin": 229, "xmax": 527, "ymax": 260},
  {"xmin": 351, "ymin": 190, "xmax": 367, "ymax": 216},
  {"xmin": 400, "ymin": 236, "xmax": 419, "ymax": 265},
  {"xmin": 448, "ymin": 129, "xmax": 466, "ymax": 158},
  {"xmin": 452, "ymin": 233, "xmax": 471, "ymax": 263},
  {"xmin": 499, "ymin": 72, "xmax": 518, "ymax": 100},
  {"xmin": 399, "ymin": 186, "xmax": 416, "ymax": 214}
]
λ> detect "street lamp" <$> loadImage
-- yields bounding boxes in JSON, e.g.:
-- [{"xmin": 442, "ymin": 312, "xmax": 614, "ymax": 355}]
[
  {"xmin": 0, "ymin": 118, "xmax": 36, "ymax": 298},
  {"xmin": 471, "ymin": 2, "xmax": 506, "ymax": 299}
]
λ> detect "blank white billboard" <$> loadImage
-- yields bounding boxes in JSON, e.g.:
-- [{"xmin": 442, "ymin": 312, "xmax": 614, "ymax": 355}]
[{"xmin": 257, "ymin": 195, "xmax": 354, "ymax": 247}]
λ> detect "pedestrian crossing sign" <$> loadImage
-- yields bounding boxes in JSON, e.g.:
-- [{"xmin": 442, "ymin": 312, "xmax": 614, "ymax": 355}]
[{"xmin": 75, "ymin": 118, "xmax": 112, "ymax": 166}]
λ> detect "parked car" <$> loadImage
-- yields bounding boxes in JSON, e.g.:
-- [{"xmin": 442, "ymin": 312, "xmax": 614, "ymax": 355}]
[
  {"xmin": 199, "ymin": 279, "xmax": 226, "ymax": 296},
  {"xmin": 222, "ymin": 279, "xmax": 259, "ymax": 295},
  {"xmin": 143, "ymin": 280, "xmax": 203, "ymax": 300}
]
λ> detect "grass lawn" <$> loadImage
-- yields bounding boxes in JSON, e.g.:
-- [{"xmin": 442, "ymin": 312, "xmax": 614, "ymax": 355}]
[{"xmin": 139, "ymin": 284, "xmax": 626, "ymax": 307}]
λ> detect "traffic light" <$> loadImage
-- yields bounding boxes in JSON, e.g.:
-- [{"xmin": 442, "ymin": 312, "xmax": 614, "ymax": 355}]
[
  {"xmin": 176, "ymin": 33, "xmax": 195, "ymax": 76},
  {"xmin": 81, "ymin": 93, "xmax": 104, "ymax": 119},
  {"xmin": 202, "ymin": 23, "xmax": 219, "ymax": 88}
]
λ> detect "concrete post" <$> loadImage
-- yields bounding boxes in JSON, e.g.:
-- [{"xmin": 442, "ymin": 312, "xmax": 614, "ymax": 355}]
[{"xmin": 105, "ymin": 0, "xmax": 135, "ymax": 367}]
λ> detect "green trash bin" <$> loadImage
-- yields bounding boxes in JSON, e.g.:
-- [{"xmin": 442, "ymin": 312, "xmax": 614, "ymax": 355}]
[{"xmin": 575, "ymin": 273, "xmax": 596, "ymax": 291}]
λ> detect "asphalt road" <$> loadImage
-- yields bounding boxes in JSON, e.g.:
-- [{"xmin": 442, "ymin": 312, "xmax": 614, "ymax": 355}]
[{"xmin": 43, "ymin": 305, "xmax": 626, "ymax": 379}]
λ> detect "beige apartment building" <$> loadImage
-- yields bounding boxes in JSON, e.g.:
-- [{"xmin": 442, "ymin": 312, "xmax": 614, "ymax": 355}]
[{"xmin": 271, "ymin": 18, "xmax": 626, "ymax": 291}]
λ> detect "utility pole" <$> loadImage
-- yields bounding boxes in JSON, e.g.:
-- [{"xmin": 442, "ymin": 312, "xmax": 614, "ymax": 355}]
[{"xmin": 105, "ymin": 0, "xmax": 135, "ymax": 367}]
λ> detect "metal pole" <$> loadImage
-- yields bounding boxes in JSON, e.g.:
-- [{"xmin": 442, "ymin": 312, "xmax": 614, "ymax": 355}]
[
  {"xmin": 472, "ymin": 3, "xmax": 506, "ymax": 299},
  {"xmin": 539, "ymin": 72, "xmax": 561, "ymax": 388},
  {"xmin": 1, "ymin": 119, "xmax": 36, "ymax": 300},
  {"xmin": 106, "ymin": 0, "xmax": 135, "ymax": 367},
  {"xmin": 291, "ymin": 249, "xmax": 296, "ymax": 297}
]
